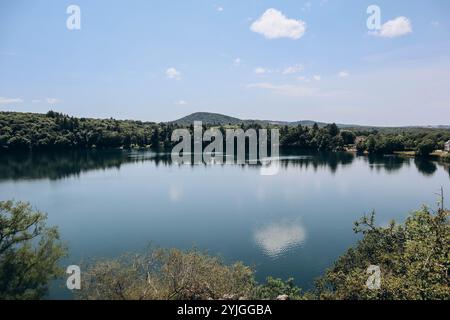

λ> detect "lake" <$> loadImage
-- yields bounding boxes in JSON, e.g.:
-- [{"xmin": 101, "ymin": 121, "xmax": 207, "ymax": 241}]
[{"xmin": 0, "ymin": 149, "xmax": 449, "ymax": 299}]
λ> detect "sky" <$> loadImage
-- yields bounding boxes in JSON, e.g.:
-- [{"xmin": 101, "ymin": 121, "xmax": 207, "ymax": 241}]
[{"xmin": 0, "ymin": 0, "xmax": 450, "ymax": 126}]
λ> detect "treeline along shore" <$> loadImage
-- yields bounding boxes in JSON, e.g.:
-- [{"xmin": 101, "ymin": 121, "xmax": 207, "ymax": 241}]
[{"xmin": 1, "ymin": 111, "xmax": 449, "ymax": 162}]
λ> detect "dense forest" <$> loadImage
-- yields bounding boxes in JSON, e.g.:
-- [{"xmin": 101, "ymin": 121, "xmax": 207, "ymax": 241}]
[
  {"xmin": 0, "ymin": 111, "xmax": 170, "ymax": 150},
  {"xmin": 0, "ymin": 111, "xmax": 348, "ymax": 151},
  {"xmin": 1, "ymin": 111, "xmax": 450, "ymax": 160}
]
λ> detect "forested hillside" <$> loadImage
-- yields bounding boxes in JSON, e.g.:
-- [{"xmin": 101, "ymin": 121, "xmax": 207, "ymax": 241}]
[
  {"xmin": 0, "ymin": 111, "xmax": 175, "ymax": 150},
  {"xmin": 1, "ymin": 111, "xmax": 450, "ymax": 159}
]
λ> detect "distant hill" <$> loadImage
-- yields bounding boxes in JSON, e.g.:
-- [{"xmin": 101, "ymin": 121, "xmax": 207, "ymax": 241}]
[
  {"xmin": 171, "ymin": 112, "xmax": 348, "ymax": 128},
  {"xmin": 171, "ymin": 112, "xmax": 450, "ymax": 130},
  {"xmin": 170, "ymin": 112, "xmax": 243, "ymax": 126}
]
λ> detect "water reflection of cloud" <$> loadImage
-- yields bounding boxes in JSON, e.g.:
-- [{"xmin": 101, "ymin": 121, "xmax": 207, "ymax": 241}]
[
  {"xmin": 169, "ymin": 185, "xmax": 183, "ymax": 203},
  {"xmin": 254, "ymin": 222, "xmax": 306, "ymax": 258}
]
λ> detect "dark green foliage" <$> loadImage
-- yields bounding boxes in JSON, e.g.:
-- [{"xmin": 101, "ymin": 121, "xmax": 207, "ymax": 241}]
[
  {"xmin": 314, "ymin": 207, "xmax": 450, "ymax": 300},
  {"xmin": 355, "ymin": 129, "xmax": 450, "ymax": 155},
  {"xmin": 172, "ymin": 112, "xmax": 243, "ymax": 126},
  {"xmin": 279, "ymin": 123, "xmax": 345, "ymax": 151},
  {"xmin": 0, "ymin": 112, "xmax": 348, "ymax": 152},
  {"xmin": 2, "ymin": 111, "xmax": 449, "ymax": 156},
  {"xmin": 255, "ymin": 277, "xmax": 303, "ymax": 300},
  {"xmin": 0, "ymin": 201, "xmax": 66, "ymax": 299},
  {"xmin": 0, "ymin": 111, "xmax": 177, "ymax": 151},
  {"xmin": 417, "ymin": 139, "xmax": 436, "ymax": 156},
  {"xmin": 172, "ymin": 112, "xmax": 331, "ymax": 127},
  {"xmin": 340, "ymin": 130, "xmax": 356, "ymax": 145}
]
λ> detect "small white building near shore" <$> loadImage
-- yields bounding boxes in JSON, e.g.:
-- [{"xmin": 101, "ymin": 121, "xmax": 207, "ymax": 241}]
[{"xmin": 445, "ymin": 140, "xmax": 450, "ymax": 152}]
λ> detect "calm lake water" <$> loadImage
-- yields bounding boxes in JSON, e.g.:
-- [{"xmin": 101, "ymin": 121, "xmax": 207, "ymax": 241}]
[{"xmin": 0, "ymin": 149, "xmax": 449, "ymax": 299}]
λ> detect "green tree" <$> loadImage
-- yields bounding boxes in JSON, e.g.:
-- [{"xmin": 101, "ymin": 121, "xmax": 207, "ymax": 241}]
[
  {"xmin": 314, "ymin": 206, "xmax": 450, "ymax": 300},
  {"xmin": 255, "ymin": 277, "xmax": 303, "ymax": 300},
  {"xmin": 366, "ymin": 135, "xmax": 377, "ymax": 154},
  {"xmin": 340, "ymin": 131, "xmax": 356, "ymax": 145},
  {"xmin": 0, "ymin": 201, "xmax": 66, "ymax": 299},
  {"xmin": 417, "ymin": 139, "xmax": 435, "ymax": 157},
  {"xmin": 326, "ymin": 123, "xmax": 339, "ymax": 137}
]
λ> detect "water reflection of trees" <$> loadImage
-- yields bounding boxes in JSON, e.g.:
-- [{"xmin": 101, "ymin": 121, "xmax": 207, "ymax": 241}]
[
  {"xmin": 0, "ymin": 150, "xmax": 132, "ymax": 181},
  {"xmin": 364, "ymin": 154, "xmax": 409, "ymax": 173},
  {"xmin": 277, "ymin": 150, "xmax": 355, "ymax": 174},
  {"xmin": 0, "ymin": 150, "xmax": 177, "ymax": 181},
  {"xmin": 363, "ymin": 154, "xmax": 444, "ymax": 177},
  {"xmin": 414, "ymin": 158, "xmax": 437, "ymax": 176},
  {"xmin": 0, "ymin": 149, "xmax": 447, "ymax": 181}
]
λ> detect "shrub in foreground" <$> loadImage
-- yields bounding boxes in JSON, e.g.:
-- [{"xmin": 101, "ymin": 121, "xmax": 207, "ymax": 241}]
[
  {"xmin": 314, "ymin": 207, "xmax": 449, "ymax": 300},
  {"xmin": 0, "ymin": 201, "xmax": 66, "ymax": 299}
]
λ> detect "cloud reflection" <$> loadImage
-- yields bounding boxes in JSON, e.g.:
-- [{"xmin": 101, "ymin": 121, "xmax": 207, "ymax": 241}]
[
  {"xmin": 254, "ymin": 221, "xmax": 306, "ymax": 258},
  {"xmin": 169, "ymin": 185, "xmax": 183, "ymax": 203}
]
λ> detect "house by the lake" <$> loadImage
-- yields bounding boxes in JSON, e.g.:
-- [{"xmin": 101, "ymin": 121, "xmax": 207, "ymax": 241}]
[{"xmin": 445, "ymin": 140, "xmax": 450, "ymax": 152}]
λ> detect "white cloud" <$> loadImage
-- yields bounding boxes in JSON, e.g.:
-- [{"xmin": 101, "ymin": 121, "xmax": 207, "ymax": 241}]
[
  {"xmin": 338, "ymin": 71, "xmax": 350, "ymax": 78},
  {"xmin": 247, "ymin": 82, "xmax": 319, "ymax": 97},
  {"xmin": 282, "ymin": 64, "xmax": 304, "ymax": 75},
  {"xmin": 217, "ymin": 6, "xmax": 223, "ymax": 12},
  {"xmin": 175, "ymin": 100, "xmax": 187, "ymax": 105},
  {"xmin": 313, "ymin": 75, "xmax": 321, "ymax": 81},
  {"xmin": 250, "ymin": 8, "xmax": 306, "ymax": 40},
  {"xmin": 297, "ymin": 76, "xmax": 310, "ymax": 82},
  {"xmin": 0, "ymin": 97, "xmax": 23, "ymax": 104},
  {"xmin": 233, "ymin": 58, "xmax": 241, "ymax": 66},
  {"xmin": 373, "ymin": 17, "xmax": 412, "ymax": 38},
  {"xmin": 46, "ymin": 98, "xmax": 62, "ymax": 104},
  {"xmin": 166, "ymin": 67, "xmax": 181, "ymax": 80},
  {"xmin": 254, "ymin": 67, "xmax": 268, "ymax": 74},
  {"xmin": 301, "ymin": 2, "xmax": 312, "ymax": 12}
]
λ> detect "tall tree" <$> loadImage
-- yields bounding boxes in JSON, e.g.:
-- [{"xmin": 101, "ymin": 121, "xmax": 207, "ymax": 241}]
[{"xmin": 0, "ymin": 201, "xmax": 66, "ymax": 299}]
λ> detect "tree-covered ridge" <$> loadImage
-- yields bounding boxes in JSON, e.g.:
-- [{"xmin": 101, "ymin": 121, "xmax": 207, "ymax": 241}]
[
  {"xmin": 171, "ymin": 111, "xmax": 331, "ymax": 127},
  {"xmin": 171, "ymin": 112, "xmax": 243, "ymax": 126},
  {"xmin": 0, "ymin": 111, "xmax": 348, "ymax": 152},
  {"xmin": 0, "ymin": 111, "xmax": 175, "ymax": 150},
  {"xmin": 1, "ymin": 111, "xmax": 450, "ymax": 158}
]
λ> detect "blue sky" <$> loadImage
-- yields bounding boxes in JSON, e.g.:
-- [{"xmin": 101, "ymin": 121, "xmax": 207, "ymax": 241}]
[{"xmin": 1, "ymin": 0, "xmax": 449, "ymax": 125}]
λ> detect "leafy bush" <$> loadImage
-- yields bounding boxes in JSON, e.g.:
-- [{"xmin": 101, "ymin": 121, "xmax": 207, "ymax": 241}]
[
  {"xmin": 78, "ymin": 248, "xmax": 256, "ymax": 300},
  {"xmin": 255, "ymin": 277, "xmax": 303, "ymax": 300},
  {"xmin": 314, "ymin": 207, "xmax": 449, "ymax": 300},
  {"xmin": 0, "ymin": 201, "xmax": 66, "ymax": 299}
]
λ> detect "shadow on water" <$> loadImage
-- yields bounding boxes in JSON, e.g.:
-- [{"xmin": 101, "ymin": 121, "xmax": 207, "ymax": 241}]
[{"xmin": 0, "ymin": 149, "xmax": 447, "ymax": 181}]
